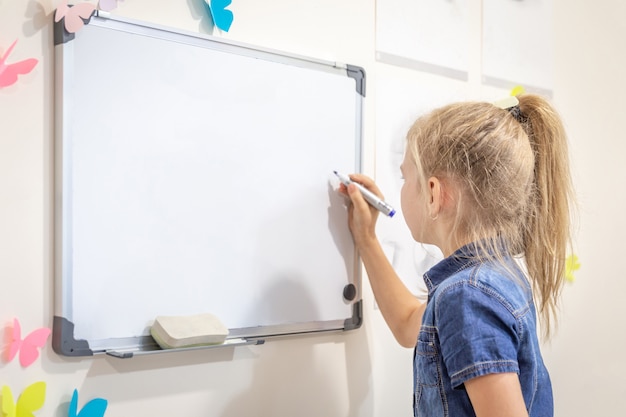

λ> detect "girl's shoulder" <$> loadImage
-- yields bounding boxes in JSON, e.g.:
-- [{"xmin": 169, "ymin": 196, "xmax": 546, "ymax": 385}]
[{"xmin": 433, "ymin": 259, "xmax": 533, "ymax": 314}]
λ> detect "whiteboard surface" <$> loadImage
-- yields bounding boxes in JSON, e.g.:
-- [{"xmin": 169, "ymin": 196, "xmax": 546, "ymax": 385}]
[{"xmin": 54, "ymin": 15, "xmax": 363, "ymax": 354}]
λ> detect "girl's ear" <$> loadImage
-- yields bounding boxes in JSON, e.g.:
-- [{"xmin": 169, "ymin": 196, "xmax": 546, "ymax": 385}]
[{"xmin": 427, "ymin": 177, "xmax": 443, "ymax": 220}]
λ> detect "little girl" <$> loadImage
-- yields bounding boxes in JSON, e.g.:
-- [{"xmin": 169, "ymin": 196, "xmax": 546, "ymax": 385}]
[{"xmin": 340, "ymin": 94, "xmax": 573, "ymax": 417}]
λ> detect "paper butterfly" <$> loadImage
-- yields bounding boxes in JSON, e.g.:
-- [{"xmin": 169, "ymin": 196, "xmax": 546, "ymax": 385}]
[
  {"xmin": 1, "ymin": 382, "xmax": 46, "ymax": 417},
  {"xmin": 68, "ymin": 389, "xmax": 108, "ymax": 417},
  {"xmin": 510, "ymin": 85, "xmax": 526, "ymax": 96},
  {"xmin": 98, "ymin": 0, "xmax": 122, "ymax": 12},
  {"xmin": 565, "ymin": 254, "xmax": 580, "ymax": 283},
  {"xmin": 0, "ymin": 40, "xmax": 38, "ymax": 88},
  {"xmin": 6, "ymin": 318, "xmax": 51, "ymax": 367},
  {"xmin": 55, "ymin": 0, "xmax": 97, "ymax": 34},
  {"xmin": 204, "ymin": 0, "xmax": 234, "ymax": 32}
]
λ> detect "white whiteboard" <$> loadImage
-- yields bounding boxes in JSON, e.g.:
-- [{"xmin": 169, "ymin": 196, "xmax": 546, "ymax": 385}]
[{"xmin": 52, "ymin": 14, "xmax": 364, "ymax": 356}]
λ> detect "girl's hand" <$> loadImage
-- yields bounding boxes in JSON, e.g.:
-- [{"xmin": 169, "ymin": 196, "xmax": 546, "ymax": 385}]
[{"xmin": 339, "ymin": 174, "xmax": 384, "ymax": 248}]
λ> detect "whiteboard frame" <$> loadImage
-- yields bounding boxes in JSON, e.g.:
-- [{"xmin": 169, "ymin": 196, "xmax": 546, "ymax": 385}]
[{"xmin": 52, "ymin": 13, "xmax": 364, "ymax": 358}]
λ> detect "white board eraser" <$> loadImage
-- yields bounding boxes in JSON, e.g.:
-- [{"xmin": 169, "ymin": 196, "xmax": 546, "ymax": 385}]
[{"xmin": 150, "ymin": 313, "xmax": 229, "ymax": 349}]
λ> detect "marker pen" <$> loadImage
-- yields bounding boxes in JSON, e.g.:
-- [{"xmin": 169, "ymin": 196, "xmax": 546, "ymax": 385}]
[{"xmin": 334, "ymin": 171, "xmax": 396, "ymax": 218}]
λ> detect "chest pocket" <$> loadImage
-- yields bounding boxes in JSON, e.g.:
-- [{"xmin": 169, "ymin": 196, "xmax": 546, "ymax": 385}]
[
  {"xmin": 414, "ymin": 326, "xmax": 447, "ymax": 416},
  {"xmin": 415, "ymin": 326, "xmax": 441, "ymax": 386}
]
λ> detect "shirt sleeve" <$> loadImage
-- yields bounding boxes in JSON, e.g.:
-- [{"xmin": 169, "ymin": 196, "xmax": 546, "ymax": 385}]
[{"xmin": 435, "ymin": 281, "xmax": 521, "ymax": 389}]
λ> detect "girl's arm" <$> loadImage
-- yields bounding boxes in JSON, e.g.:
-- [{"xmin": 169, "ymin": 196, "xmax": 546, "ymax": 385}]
[
  {"xmin": 342, "ymin": 174, "xmax": 425, "ymax": 348},
  {"xmin": 357, "ymin": 237, "xmax": 426, "ymax": 347},
  {"xmin": 465, "ymin": 373, "xmax": 529, "ymax": 417}
]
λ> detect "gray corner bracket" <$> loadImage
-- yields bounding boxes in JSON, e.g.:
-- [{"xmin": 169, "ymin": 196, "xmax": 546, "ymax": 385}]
[
  {"xmin": 343, "ymin": 300, "xmax": 363, "ymax": 331},
  {"xmin": 52, "ymin": 316, "xmax": 93, "ymax": 357},
  {"xmin": 53, "ymin": 8, "xmax": 96, "ymax": 45},
  {"xmin": 346, "ymin": 65, "xmax": 366, "ymax": 97}
]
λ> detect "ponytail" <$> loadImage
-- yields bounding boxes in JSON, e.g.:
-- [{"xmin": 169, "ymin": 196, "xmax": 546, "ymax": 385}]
[{"xmin": 518, "ymin": 94, "xmax": 575, "ymax": 338}]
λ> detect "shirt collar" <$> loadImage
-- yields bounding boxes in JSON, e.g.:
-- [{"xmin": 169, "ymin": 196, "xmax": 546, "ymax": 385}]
[{"xmin": 423, "ymin": 244, "xmax": 480, "ymax": 298}]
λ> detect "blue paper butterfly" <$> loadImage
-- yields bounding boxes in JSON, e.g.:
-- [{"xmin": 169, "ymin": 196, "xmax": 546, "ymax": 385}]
[
  {"xmin": 68, "ymin": 389, "xmax": 108, "ymax": 417},
  {"xmin": 204, "ymin": 0, "xmax": 234, "ymax": 32}
]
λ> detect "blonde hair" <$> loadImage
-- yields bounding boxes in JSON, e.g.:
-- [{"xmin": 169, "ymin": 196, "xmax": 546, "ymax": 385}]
[{"xmin": 406, "ymin": 94, "xmax": 574, "ymax": 338}]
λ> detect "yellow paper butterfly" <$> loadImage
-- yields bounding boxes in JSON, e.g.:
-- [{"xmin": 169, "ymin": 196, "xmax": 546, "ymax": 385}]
[
  {"xmin": 1, "ymin": 382, "xmax": 46, "ymax": 417},
  {"xmin": 565, "ymin": 254, "xmax": 580, "ymax": 283},
  {"xmin": 510, "ymin": 85, "xmax": 526, "ymax": 96}
]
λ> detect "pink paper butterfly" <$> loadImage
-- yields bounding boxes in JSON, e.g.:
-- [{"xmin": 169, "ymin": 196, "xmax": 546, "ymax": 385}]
[
  {"xmin": 55, "ymin": 0, "xmax": 97, "ymax": 34},
  {"xmin": 0, "ymin": 40, "xmax": 38, "ymax": 88},
  {"xmin": 6, "ymin": 318, "xmax": 51, "ymax": 367}
]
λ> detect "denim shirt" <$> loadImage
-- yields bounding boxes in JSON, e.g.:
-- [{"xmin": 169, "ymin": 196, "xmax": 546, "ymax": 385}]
[{"xmin": 414, "ymin": 246, "xmax": 553, "ymax": 417}]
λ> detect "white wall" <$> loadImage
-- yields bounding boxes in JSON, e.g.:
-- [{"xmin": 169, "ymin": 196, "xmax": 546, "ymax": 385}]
[
  {"xmin": 1, "ymin": 0, "xmax": 624, "ymax": 416},
  {"xmin": 543, "ymin": 1, "xmax": 626, "ymax": 415}
]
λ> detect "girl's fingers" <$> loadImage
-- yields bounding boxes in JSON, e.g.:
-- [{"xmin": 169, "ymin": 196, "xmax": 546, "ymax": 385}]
[{"xmin": 347, "ymin": 174, "xmax": 385, "ymax": 200}]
